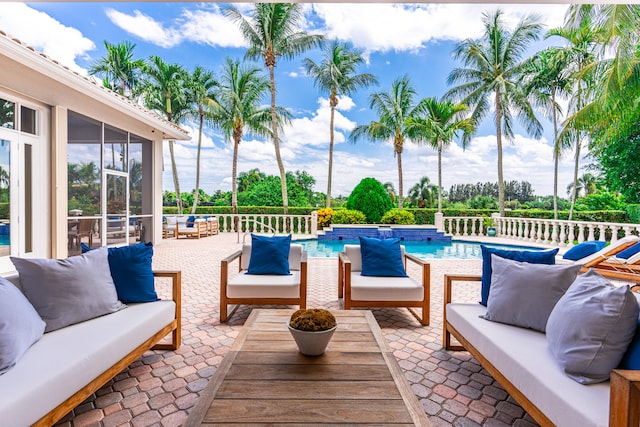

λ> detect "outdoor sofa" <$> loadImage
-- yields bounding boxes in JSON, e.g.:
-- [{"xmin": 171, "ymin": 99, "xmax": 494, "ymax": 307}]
[
  {"xmin": 443, "ymin": 247, "xmax": 640, "ymax": 427},
  {"xmin": 0, "ymin": 246, "xmax": 181, "ymax": 426}
]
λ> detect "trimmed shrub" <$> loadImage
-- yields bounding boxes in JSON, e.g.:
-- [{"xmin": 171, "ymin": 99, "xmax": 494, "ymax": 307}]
[
  {"xmin": 346, "ymin": 178, "xmax": 393, "ymax": 223},
  {"xmin": 331, "ymin": 209, "xmax": 366, "ymax": 224},
  {"xmin": 316, "ymin": 208, "xmax": 334, "ymax": 229},
  {"xmin": 381, "ymin": 209, "xmax": 415, "ymax": 225}
]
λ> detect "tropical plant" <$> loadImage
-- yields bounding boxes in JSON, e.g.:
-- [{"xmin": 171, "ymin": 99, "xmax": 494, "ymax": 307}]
[
  {"xmin": 522, "ymin": 48, "xmax": 571, "ymax": 220},
  {"xmin": 316, "ymin": 207, "xmax": 334, "ymax": 229},
  {"xmin": 350, "ymin": 75, "xmax": 420, "ymax": 208},
  {"xmin": 331, "ymin": 209, "xmax": 366, "ymax": 224},
  {"xmin": 407, "ymin": 176, "xmax": 438, "ymax": 208},
  {"xmin": 140, "ymin": 56, "xmax": 189, "ymax": 213},
  {"xmin": 383, "ymin": 182, "xmax": 397, "ymax": 206},
  {"xmin": 547, "ymin": 15, "xmax": 599, "ymax": 221},
  {"xmin": 446, "ymin": 9, "xmax": 543, "ymax": 216},
  {"xmin": 237, "ymin": 168, "xmax": 268, "ymax": 193},
  {"xmin": 207, "ymin": 58, "xmax": 272, "ymax": 215},
  {"xmin": 304, "ymin": 40, "xmax": 378, "ymax": 207},
  {"xmin": 346, "ymin": 177, "xmax": 393, "ymax": 223},
  {"xmin": 225, "ymin": 3, "xmax": 322, "ymax": 214},
  {"xmin": 89, "ymin": 41, "xmax": 144, "ymax": 97},
  {"xmin": 566, "ymin": 172, "xmax": 600, "ymax": 198},
  {"xmin": 406, "ymin": 98, "xmax": 474, "ymax": 211},
  {"xmin": 380, "ymin": 208, "xmax": 415, "ymax": 225},
  {"xmin": 185, "ymin": 66, "xmax": 218, "ymax": 214}
]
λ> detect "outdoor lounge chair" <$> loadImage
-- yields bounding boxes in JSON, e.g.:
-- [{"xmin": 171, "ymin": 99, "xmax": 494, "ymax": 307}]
[
  {"xmin": 559, "ymin": 235, "xmax": 639, "ymax": 268},
  {"xmin": 338, "ymin": 243, "xmax": 430, "ymax": 325},
  {"xmin": 219, "ymin": 243, "xmax": 307, "ymax": 322},
  {"xmin": 176, "ymin": 218, "xmax": 207, "ymax": 239}
]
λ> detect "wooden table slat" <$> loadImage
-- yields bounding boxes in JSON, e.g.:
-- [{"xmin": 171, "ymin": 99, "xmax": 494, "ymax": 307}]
[
  {"xmin": 216, "ymin": 380, "xmax": 402, "ymax": 399},
  {"xmin": 226, "ymin": 364, "xmax": 394, "ymax": 381}
]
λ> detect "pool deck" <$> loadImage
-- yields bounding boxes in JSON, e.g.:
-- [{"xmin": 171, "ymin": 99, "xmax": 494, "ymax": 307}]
[{"xmin": 54, "ymin": 233, "xmax": 548, "ymax": 427}]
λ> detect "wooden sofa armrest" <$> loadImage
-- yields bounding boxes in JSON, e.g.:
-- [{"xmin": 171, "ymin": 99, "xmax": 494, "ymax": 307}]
[
  {"xmin": 338, "ymin": 252, "xmax": 351, "ymax": 299},
  {"xmin": 405, "ymin": 253, "xmax": 431, "ymax": 324},
  {"xmin": 152, "ymin": 270, "xmax": 181, "ymax": 350},
  {"xmin": 610, "ymin": 369, "xmax": 640, "ymax": 426},
  {"xmin": 443, "ymin": 274, "xmax": 481, "ymax": 350}
]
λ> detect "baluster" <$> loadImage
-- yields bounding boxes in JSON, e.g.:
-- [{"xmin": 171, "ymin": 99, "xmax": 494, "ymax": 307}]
[
  {"xmin": 559, "ymin": 223, "xmax": 567, "ymax": 246},
  {"xmin": 587, "ymin": 224, "xmax": 595, "ymax": 242},
  {"xmin": 576, "ymin": 224, "xmax": 585, "ymax": 244},
  {"xmin": 463, "ymin": 218, "xmax": 469, "ymax": 236},
  {"xmin": 522, "ymin": 220, "xmax": 529, "ymax": 240},
  {"xmin": 536, "ymin": 221, "xmax": 543, "ymax": 243},
  {"xmin": 610, "ymin": 226, "xmax": 620, "ymax": 243},
  {"xmin": 544, "ymin": 221, "xmax": 551, "ymax": 243},
  {"xmin": 550, "ymin": 222, "xmax": 558, "ymax": 245}
]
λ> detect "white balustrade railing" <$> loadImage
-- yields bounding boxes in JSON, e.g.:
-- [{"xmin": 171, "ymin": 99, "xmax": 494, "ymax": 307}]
[
  {"xmin": 492, "ymin": 216, "xmax": 640, "ymax": 247},
  {"xmin": 165, "ymin": 213, "xmax": 317, "ymax": 237},
  {"xmin": 441, "ymin": 214, "xmax": 640, "ymax": 247},
  {"xmin": 442, "ymin": 216, "xmax": 485, "ymax": 237}
]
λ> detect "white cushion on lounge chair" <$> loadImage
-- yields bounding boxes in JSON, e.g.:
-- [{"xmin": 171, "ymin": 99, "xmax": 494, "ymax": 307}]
[
  {"xmin": 349, "ymin": 274, "xmax": 423, "ymax": 301},
  {"xmin": 227, "ymin": 272, "xmax": 301, "ymax": 299}
]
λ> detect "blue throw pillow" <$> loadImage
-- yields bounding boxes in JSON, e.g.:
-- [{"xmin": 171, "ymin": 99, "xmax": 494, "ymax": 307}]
[
  {"xmin": 480, "ymin": 245, "xmax": 558, "ymax": 306},
  {"xmin": 247, "ymin": 234, "xmax": 292, "ymax": 275},
  {"xmin": 108, "ymin": 242, "xmax": 158, "ymax": 303},
  {"xmin": 619, "ymin": 320, "xmax": 640, "ymax": 370},
  {"xmin": 359, "ymin": 236, "xmax": 407, "ymax": 277},
  {"xmin": 562, "ymin": 241, "xmax": 606, "ymax": 261},
  {"xmin": 186, "ymin": 215, "xmax": 196, "ymax": 228},
  {"xmin": 81, "ymin": 242, "xmax": 158, "ymax": 303},
  {"xmin": 616, "ymin": 242, "xmax": 640, "ymax": 260}
]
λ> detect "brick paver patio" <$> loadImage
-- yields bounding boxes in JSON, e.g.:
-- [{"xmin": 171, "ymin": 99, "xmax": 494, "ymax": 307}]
[{"xmin": 55, "ymin": 233, "xmax": 539, "ymax": 427}]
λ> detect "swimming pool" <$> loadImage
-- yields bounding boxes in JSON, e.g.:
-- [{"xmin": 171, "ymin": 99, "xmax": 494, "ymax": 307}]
[{"xmin": 296, "ymin": 239, "xmax": 544, "ymax": 259}]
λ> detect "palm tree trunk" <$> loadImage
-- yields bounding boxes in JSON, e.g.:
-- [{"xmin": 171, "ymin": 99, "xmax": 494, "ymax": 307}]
[
  {"xmin": 397, "ymin": 150, "xmax": 403, "ymax": 209},
  {"xmin": 168, "ymin": 140, "xmax": 182, "ymax": 214},
  {"xmin": 568, "ymin": 138, "xmax": 581, "ymax": 221},
  {"xmin": 232, "ymin": 134, "xmax": 240, "ymax": 232},
  {"xmin": 495, "ymin": 91, "xmax": 505, "ymax": 216},
  {"xmin": 552, "ymin": 91, "xmax": 559, "ymax": 220},
  {"xmin": 191, "ymin": 111, "xmax": 204, "ymax": 215},
  {"xmin": 437, "ymin": 143, "xmax": 443, "ymax": 212},
  {"xmin": 268, "ymin": 64, "xmax": 288, "ymax": 214},
  {"xmin": 326, "ymin": 105, "xmax": 335, "ymax": 208}
]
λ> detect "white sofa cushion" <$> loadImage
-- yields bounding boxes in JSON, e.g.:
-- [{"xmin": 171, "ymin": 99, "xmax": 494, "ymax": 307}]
[
  {"xmin": 227, "ymin": 272, "xmax": 301, "ymax": 299},
  {"xmin": 349, "ymin": 273, "xmax": 423, "ymax": 301},
  {"xmin": 447, "ymin": 303, "xmax": 609, "ymax": 427},
  {"xmin": 0, "ymin": 300, "xmax": 176, "ymax": 426}
]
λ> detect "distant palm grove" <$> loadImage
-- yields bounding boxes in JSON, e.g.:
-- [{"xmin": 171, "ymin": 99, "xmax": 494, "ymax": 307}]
[{"xmin": 87, "ymin": 4, "xmax": 640, "ymax": 222}]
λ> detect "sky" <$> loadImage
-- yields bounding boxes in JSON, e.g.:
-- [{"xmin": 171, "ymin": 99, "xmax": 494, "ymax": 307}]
[{"xmin": 0, "ymin": 2, "xmax": 582, "ymax": 200}]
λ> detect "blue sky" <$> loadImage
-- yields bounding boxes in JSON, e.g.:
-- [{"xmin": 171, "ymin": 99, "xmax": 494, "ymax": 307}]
[{"xmin": 1, "ymin": 2, "xmax": 579, "ymax": 199}]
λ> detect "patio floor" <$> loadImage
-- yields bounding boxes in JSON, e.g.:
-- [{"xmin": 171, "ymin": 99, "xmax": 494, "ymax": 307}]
[{"xmin": 55, "ymin": 233, "xmax": 540, "ymax": 427}]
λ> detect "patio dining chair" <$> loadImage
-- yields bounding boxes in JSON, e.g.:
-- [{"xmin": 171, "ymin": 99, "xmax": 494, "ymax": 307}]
[
  {"xmin": 338, "ymin": 239, "xmax": 430, "ymax": 325},
  {"xmin": 220, "ymin": 238, "xmax": 307, "ymax": 322}
]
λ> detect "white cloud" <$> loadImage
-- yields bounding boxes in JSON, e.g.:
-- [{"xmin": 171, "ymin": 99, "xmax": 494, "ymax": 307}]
[
  {"xmin": 0, "ymin": 3, "xmax": 94, "ymax": 73},
  {"xmin": 312, "ymin": 3, "xmax": 568, "ymax": 55},
  {"xmin": 106, "ymin": 8, "xmax": 181, "ymax": 48}
]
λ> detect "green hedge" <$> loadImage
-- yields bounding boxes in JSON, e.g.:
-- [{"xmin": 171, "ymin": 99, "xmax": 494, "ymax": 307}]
[{"xmin": 162, "ymin": 206, "xmax": 318, "ymax": 215}]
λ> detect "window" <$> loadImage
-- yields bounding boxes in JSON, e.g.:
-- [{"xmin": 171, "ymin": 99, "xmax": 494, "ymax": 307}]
[{"xmin": 67, "ymin": 112, "xmax": 152, "ymax": 254}]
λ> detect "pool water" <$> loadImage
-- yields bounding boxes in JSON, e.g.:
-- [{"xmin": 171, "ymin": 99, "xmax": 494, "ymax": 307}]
[{"xmin": 296, "ymin": 239, "xmax": 544, "ymax": 259}]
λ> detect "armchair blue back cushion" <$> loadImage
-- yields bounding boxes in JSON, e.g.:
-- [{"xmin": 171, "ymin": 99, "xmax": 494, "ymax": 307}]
[
  {"xmin": 359, "ymin": 236, "xmax": 407, "ymax": 277},
  {"xmin": 247, "ymin": 234, "xmax": 292, "ymax": 275},
  {"xmin": 562, "ymin": 240, "xmax": 606, "ymax": 261},
  {"xmin": 480, "ymin": 245, "xmax": 558, "ymax": 306},
  {"xmin": 82, "ymin": 242, "xmax": 158, "ymax": 303}
]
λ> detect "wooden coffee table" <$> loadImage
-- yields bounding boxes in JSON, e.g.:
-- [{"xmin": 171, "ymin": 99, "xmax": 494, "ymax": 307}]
[{"xmin": 185, "ymin": 309, "xmax": 431, "ymax": 426}]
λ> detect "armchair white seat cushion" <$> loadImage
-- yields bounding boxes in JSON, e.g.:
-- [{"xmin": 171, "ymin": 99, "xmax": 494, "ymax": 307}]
[
  {"xmin": 220, "ymin": 242, "xmax": 307, "ymax": 322},
  {"xmin": 338, "ymin": 244, "xmax": 430, "ymax": 325}
]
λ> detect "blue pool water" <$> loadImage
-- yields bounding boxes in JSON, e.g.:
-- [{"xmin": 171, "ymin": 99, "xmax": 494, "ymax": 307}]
[{"xmin": 296, "ymin": 239, "xmax": 544, "ymax": 259}]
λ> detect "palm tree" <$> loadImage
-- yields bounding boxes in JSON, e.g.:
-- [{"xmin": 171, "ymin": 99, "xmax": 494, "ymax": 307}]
[
  {"xmin": 89, "ymin": 41, "xmax": 144, "ymax": 97},
  {"xmin": 225, "ymin": 3, "xmax": 323, "ymax": 214},
  {"xmin": 408, "ymin": 177, "xmax": 438, "ymax": 208},
  {"xmin": 546, "ymin": 18, "xmax": 598, "ymax": 221},
  {"xmin": 185, "ymin": 66, "xmax": 218, "ymax": 214},
  {"xmin": 208, "ymin": 58, "xmax": 273, "ymax": 215},
  {"xmin": 567, "ymin": 172, "xmax": 600, "ymax": 198},
  {"xmin": 304, "ymin": 40, "xmax": 378, "ymax": 207},
  {"xmin": 238, "ymin": 168, "xmax": 268, "ymax": 193},
  {"xmin": 522, "ymin": 48, "xmax": 571, "ymax": 220},
  {"xmin": 446, "ymin": 9, "xmax": 543, "ymax": 216},
  {"xmin": 406, "ymin": 97, "xmax": 474, "ymax": 212},
  {"xmin": 350, "ymin": 75, "xmax": 419, "ymax": 209},
  {"xmin": 141, "ymin": 55, "xmax": 189, "ymax": 214}
]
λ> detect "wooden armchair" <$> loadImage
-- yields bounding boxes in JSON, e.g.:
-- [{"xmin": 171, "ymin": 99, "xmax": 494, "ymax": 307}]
[
  {"xmin": 220, "ymin": 243, "xmax": 307, "ymax": 322},
  {"xmin": 338, "ymin": 244, "xmax": 430, "ymax": 325}
]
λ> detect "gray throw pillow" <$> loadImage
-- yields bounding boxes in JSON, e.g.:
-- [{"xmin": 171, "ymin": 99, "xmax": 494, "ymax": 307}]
[
  {"xmin": 0, "ymin": 278, "xmax": 46, "ymax": 374},
  {"xmin": 11, "ymin": 248, "xmax": 126, "ymax": 332},
  {"xmin": 546, "ymin": 269, "xmax": 639, "ymax": 384},
  {"xmin": 482, "ymin": 255, "xmax": 581, "ymax": 332}
]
